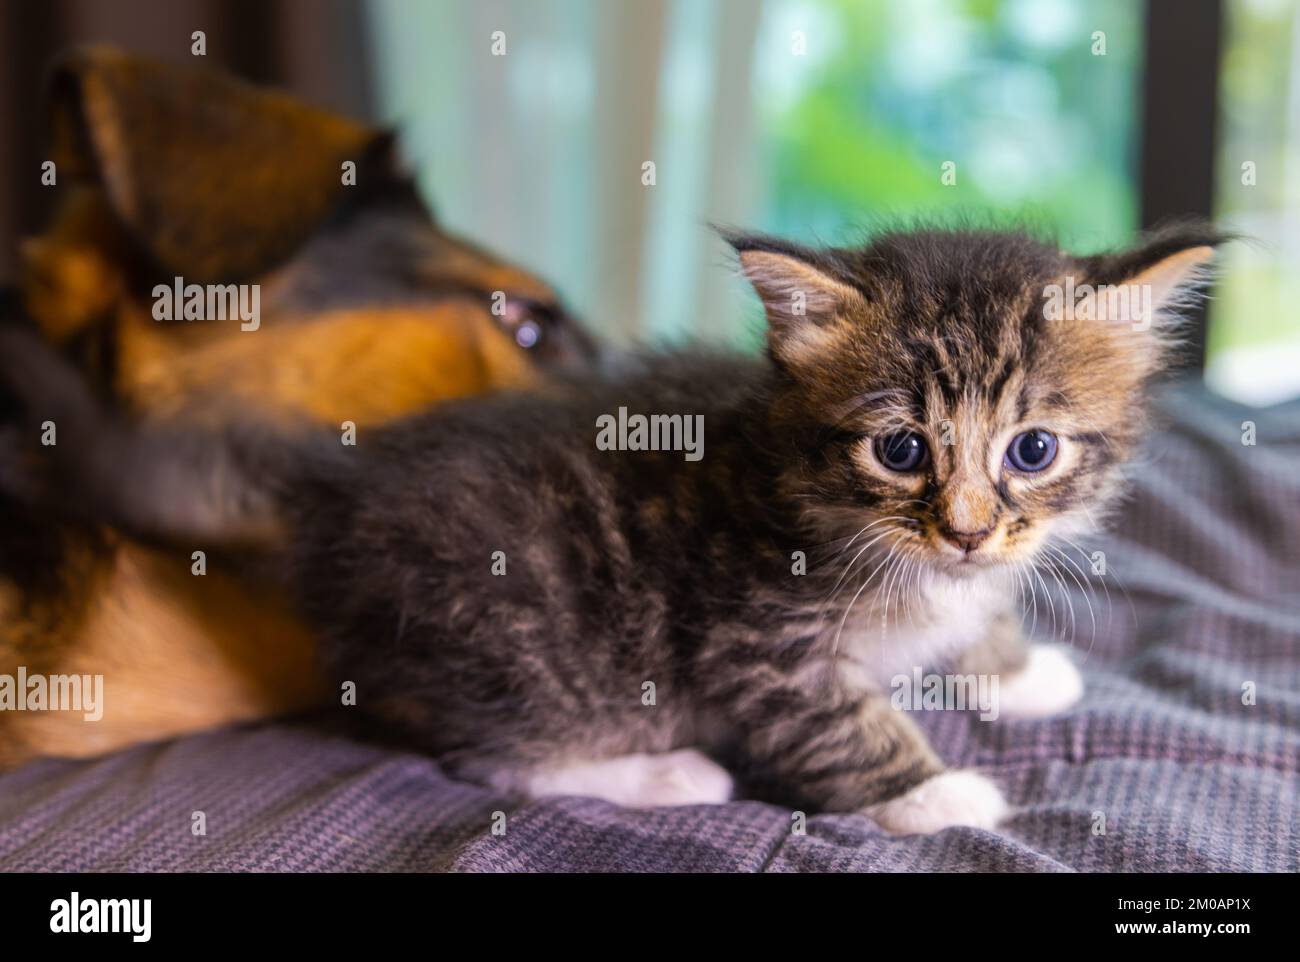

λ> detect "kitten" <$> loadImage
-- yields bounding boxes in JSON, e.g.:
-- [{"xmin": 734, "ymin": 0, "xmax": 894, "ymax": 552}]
[{"xmin": 0, "ymin": 224, "xmax": 1220, "ymax": 833}]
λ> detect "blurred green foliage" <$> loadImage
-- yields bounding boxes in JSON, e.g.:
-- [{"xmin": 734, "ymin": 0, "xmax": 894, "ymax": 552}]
[{"xmin": 755, "ymin": 0, "xmax": 1142, "ymax": 251}]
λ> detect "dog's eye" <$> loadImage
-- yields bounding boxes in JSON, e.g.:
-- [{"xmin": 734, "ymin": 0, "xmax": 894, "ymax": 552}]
[
  {"xmin": 500, "ymin": 299, "xmax": 550, "ymax": 350},
  {"xmin": 1005, "ymin": 429, "xmax": 1058, "ymax": 472},
  {"xmin": 495, "ymin": 295, "xmax": 600, "ymax": 369},
  {"xmin": 875, "ymin": 431, "xmax": 929, "ymax": 472},
  {"xmin": 514, "ymin": 317, "xmax": 541, "ymax": 349}
]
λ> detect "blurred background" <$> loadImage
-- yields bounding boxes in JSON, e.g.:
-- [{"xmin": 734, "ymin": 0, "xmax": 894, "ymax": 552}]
[{"xmin": 1, "ymin": 0, "xmax": 1297, "ymax": 403}]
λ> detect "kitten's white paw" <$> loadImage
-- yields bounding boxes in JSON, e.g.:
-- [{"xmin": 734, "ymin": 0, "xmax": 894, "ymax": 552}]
[
  {"xmin": 995, "ymin": 645, "xmax": 1083, "ymax": 719},
  {"xmin": 868, "ymin": 770, "xmax": 1007, "ymax": 835},
  {"xmin": 526, "ymin": 749, "xmax": 734, "ymax": 808}
]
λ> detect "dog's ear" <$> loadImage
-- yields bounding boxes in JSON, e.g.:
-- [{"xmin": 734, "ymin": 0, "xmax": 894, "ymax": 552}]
[{"xmin": 47, "ymin": 46, "xmax": 399, "ymax": 282}]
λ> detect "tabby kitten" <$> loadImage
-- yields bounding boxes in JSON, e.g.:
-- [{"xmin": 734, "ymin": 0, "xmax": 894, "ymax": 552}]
[{"xmin": 1, "ymin": 224, "xmax": 1219, "ymax": 833}]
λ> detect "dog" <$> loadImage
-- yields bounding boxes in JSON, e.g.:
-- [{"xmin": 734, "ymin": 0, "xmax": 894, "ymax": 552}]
[{"xmin": 0, "ymin": 48, "xmax": 596, "ymax": 767}]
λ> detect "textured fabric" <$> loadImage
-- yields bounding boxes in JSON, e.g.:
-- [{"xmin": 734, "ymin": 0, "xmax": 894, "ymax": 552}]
[{"xmin": 1, "ymin": 382, "xmax": 1297, "ymax": 872}]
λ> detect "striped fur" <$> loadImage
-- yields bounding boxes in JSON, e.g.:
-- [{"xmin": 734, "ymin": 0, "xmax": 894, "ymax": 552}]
[{"xmin": 3, "ymin": 223, "xmax": 1224, "ymax": 815}]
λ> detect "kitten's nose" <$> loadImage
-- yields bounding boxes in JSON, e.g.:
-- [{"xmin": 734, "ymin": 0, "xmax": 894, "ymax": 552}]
[{"xmin": 940, "ymin": 526, "xmax": 992, "ymax": 553}]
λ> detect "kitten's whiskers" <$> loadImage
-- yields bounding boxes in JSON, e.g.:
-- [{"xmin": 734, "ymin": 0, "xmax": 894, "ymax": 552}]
[
  {"xmin": 1038, "ymin": 551, "xmax": 1077, "ymax": 643},
  {"xmin": 831, "ymin": 537, "xmax": 905, "ymax": 661},
  {"xmin": 1028, "ymin": 561, "xmax": 1059, "ymax": 640},
  {"xmin": 1044, "ymin": 542, "xmax": 1098, "ymax": 647}
]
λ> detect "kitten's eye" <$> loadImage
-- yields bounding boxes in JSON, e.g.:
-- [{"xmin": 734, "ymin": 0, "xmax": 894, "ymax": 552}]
[
  {"xmin": 874, "ymin": 431, "xmax": 930, "ymax": 472},
  {"xmin": 1005, "ymin": 429, "xmax": 1058, "ymax": 472}
]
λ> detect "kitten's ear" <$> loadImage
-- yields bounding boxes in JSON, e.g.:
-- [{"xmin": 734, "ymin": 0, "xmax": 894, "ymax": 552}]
[
  {"xmin": 1078, "ymin": 222, "xmax": 1228, "ymax": 326},
  {"xmin": 724, "ymin": 231, "xmax": 867, "ymax": 367}
]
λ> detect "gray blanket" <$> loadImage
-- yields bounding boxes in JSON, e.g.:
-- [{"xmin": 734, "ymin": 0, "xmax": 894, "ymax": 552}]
[{"xmin": 2, "ymin": 382, "xmax": 1297, "ymax": 872}]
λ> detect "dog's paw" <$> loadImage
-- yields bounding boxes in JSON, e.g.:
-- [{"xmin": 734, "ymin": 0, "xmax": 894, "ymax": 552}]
[
  {"xmin": 867, "ymin": 770, "xmax": 1007, "ymax": 835},
  {"xmin": 995, "ymin": 644, "xmax": 1083, "ymax": 719}
]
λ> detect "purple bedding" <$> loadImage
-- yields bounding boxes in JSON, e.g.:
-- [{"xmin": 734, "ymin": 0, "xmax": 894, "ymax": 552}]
[{"xmin": 2, "ymin": 382, "xmax": 1297, "ymax": 872}]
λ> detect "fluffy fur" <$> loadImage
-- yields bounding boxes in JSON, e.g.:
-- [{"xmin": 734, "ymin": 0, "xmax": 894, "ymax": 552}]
[
  {"xmin": 0, "ymin": 49, "xmax": 594, "ymax": 768},
  {"xmin": 1, "ymin": 224, "xmax": 1223, "ymax": 830}
]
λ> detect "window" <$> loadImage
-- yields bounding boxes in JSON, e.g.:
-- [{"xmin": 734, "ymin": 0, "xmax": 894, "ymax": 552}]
[
  {"xmin": 1208, "ymin": 0, "xmax": 1300, "ymax": 405},
  {"xmin": 369, "ymin": 0, "xmax": 1300, "ymax": 404}
]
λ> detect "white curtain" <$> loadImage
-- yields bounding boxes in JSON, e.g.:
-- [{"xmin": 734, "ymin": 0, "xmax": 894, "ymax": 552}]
[{"xmin": 369, "ymin": 0, "xmax": 765, "ymax": 348}]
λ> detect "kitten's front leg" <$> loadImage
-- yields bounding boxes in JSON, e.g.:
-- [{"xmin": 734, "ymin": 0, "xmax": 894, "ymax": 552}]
[
  {"xmin": 954, "ymin": 609, "xmax": 1084, "ymax": 719},
  {"xmin": 717, "ymin": 682, "xmax": 1006, "ymax": 835}
]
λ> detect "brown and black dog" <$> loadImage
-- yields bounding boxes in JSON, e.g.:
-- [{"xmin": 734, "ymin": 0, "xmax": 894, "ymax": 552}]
[{"xmin": 0, "ymin": 48, "xmax": 596, "ymax": 767}]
